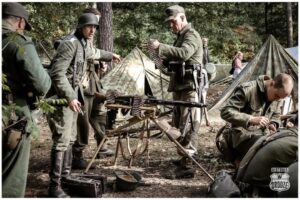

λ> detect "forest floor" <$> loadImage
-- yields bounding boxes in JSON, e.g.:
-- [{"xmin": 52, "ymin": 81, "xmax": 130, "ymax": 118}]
[{"xmin": 25, "ymin": 84, "xmax": 235, "ymax": 198}]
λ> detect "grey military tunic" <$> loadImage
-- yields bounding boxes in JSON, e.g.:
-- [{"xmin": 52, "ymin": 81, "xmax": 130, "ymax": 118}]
[
  {"xmin": 2, "ymin": 24, "xmax": 51, "ymax": 197},
  {"xmin": 47, "ymin": 32, "xmax": 87, "ymax": 151},
  {"xmin": 74, "ymin": 41, "xmax": 114, "ymax": 152},
  {"xmin": 158, "ymin": 23, "xmax": 203, "ymax": 151},
  {"xmin": 220, "ymin": 75, "xmax": 282, "ymax": 159}
]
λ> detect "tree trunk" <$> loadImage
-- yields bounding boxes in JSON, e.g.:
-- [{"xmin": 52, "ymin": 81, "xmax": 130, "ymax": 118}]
[
  {"xmin": 97, "ymin": 2, "xmax": 113, "ymax": 52},
  {"xmin": 286, "ymin": 2, "xmax": 293, "ymax": 47},
  {"xmin": 264, "ymin": 3, "xmax": 269, "ymax": 35}
]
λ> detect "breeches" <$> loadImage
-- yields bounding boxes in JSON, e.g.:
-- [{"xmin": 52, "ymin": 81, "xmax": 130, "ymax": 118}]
[
  {"xmin": 74, "ymin": 95, "xmax": 106, "ymax": 152},
  {"xmin": 2, "ymin": 134, "xmax": 31, "ymax": 197},
  {"xmin": 172, "ymin": 90, "xmax": 200, "ymax": 149},
  {"xmin": 47, "ymin": 105, "xmax": 78, "ymax": 151}
]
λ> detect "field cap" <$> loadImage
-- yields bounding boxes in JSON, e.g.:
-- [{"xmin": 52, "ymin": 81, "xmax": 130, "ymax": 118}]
[
  {"xmin": 165, "ymin": 5, "xmax": 185, "ymax": 22},
  {"xmin": 3, "ymin": 2, "xmax": 32, "ymax": 31}
]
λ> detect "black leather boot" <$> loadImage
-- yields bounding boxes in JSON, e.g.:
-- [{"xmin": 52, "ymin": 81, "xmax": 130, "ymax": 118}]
[
  {"xmin": 96, "ymin": 140, "xmax": 114, "ymax": 158},
  {"xmin": 72, "ymin": 150, "xmax": 88, "ymax": 170},
  {"xmin": 62, "ymin": 145, "xmax": 73, "ymax": 180},
  {"xmin": 48, "ymin": 150, "xmax": 70, "ymax": 198}
]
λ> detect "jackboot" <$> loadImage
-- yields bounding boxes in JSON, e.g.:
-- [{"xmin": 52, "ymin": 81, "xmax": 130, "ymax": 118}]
[
  {"xmin": 72, "ymin": 150, "xmax": 88, "ymax": 170},
  {"xmin": 48, "ymin": 150, "xmax": 70, "ymax": 198},
  {"xmin": 96, "ymin": 139, "xmax": 114, "ymax": 159},
  {"xmin": 62, "ymin": 145, "xmax": 73, "ymax": 180},
  {"xmin": 72, "ymin": 150, "xmax": 95, "ymax": 170}
]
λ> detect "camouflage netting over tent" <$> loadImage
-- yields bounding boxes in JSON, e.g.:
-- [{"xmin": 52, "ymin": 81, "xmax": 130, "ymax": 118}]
[
  {"xmin": 209, "ymin": 35, "xmax": 298, "ymax": 112},
  {"xmin": 101, "ymin": 47, "xmax": 172, "ymax": 100}
]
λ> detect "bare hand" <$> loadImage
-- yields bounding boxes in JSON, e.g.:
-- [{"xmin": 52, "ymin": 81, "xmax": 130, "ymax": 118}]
[
  {"xmin": 68, "ymin": 99, "xmax": 82, "ymax": 113},
  {"xmin": 268, "ymin": 123, "xmax": 277, "ymax": 135},
  {"xmin": 112, "ymin": 54, "xmax": 121, "ymax": 63},
  {"xmin": 249, "ymin": 116, "xmax": 270, "ymax": 127},
  {"xmin": 151, "ymin": 39, "xmax": 160, "ymax": 50}
]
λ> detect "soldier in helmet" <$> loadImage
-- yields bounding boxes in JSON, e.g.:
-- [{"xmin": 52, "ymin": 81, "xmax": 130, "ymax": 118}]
[
  {"xmin": 71, "ymin": 8, "xmax": 121, "ymax": 170},
  {"xmin": 47, "ymin": 13, "xmax": 101, "ymax": 197},
  {"xmin": 2, "ymin": 2, "xmax": 51, "ymax": 197}
]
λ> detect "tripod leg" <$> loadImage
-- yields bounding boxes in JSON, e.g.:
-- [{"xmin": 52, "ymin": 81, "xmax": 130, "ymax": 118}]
[{"xmin": 85, "ymin": 135, "xmax": 107, "ymax": 173}]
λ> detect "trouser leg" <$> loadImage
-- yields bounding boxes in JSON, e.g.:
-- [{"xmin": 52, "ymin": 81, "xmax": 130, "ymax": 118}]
[
  {"xmin": 72, "ymin": 96, "xmax": 93, "ymax": 169},
  {"xmin": 47, "ymin": 105, "xmax": 76, "ymax": 197},
  {"xmin": 2, "ymin": 134, "xmax": 31, "ymax": 197},
  {"xmin": 90, "ymin": 99, "xmax": 113, "ymax": 157}
]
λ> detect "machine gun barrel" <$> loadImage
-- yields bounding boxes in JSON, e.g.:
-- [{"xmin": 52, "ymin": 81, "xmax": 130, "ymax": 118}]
[
  {"xmin": 145, "ymin": 98, "xmax": 206, "ymax": 108},
  {"xmin": 110, "ymin": 96, "xmax": 206, "ymax": 108}
]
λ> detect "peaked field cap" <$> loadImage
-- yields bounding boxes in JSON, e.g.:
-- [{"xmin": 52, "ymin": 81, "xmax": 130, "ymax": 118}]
[
  {"xmin": 165, "ymin": 5, "xmax": 185, "ymax": 22},
  {"xmin": 2, "ymin": 2, "xmax": 32, "ymax": 31}
]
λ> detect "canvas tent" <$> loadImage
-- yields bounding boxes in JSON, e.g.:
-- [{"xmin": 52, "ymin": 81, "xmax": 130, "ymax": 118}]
[
  {"xmin": 286, "ymin": 46, "xmax": 298, "ymax": 62},
  {"xmin": 209, "ymin": 35, "xmax": 298, "ymax": 112},
  {"xmin": 101, "ymin": 47, "xmax": 172, "ymax": 100}
]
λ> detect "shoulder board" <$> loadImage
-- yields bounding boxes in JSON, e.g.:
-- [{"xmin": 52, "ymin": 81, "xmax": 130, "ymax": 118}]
[{"xmin": 64, "ymin": 35, "xmax": 78, "ymax": 43}]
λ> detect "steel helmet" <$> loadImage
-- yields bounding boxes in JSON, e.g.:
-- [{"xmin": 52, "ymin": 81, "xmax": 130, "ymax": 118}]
[{"xmin": 77, "ymin": 13, "xmax": 99, "ymax": 29}]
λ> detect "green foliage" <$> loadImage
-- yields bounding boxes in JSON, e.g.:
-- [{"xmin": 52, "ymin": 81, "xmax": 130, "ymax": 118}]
[
  {"xmin": 24, "ymin": 2, "xmax": 88, "ymax": 58},
  {"xmin": 35, "ymin": 98, "xmax": 68, "ymax": 114},
  {"xmin": 25, "ymin": 2, "xmax": 298, "ymax": 63},
  {"xmin": 2, "ymin": 74, "xmax": 10, "ymax": 92}
]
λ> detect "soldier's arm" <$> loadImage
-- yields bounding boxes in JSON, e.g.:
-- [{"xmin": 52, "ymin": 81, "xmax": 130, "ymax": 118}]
[
  {"xmin": 88, "ymin": 47, "xmax": 114, "ymax": 62},
  {"xmin": 220, "ymin": 88, "xmax": 252, "ymax": 128},
  {"xmin": 50, "ymin": 40, "xmax": 77, "ymax": 102},
  {"xmin": 269, "ymin": 100, "xmax": 283, "ymax": 129},
  {"xmin": 158, "ymin": 31, "xmax": 199, "ymax": 61},
  {"xmin": 17, "ymin": 40, "xmax": 51, "ymax": 96}
]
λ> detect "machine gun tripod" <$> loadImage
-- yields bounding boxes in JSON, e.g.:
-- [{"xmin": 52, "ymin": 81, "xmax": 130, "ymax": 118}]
[{"xmin": 85, "ymin": 96, "xmax": 214, "ymax": 182}]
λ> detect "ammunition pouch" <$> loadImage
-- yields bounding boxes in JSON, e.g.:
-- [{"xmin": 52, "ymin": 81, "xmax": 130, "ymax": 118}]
[
  {"xmin": 2, "ymin": 117, "xmax": 27, "ymax": 151},
  {"xmin": 167, "ymin": 61, "xmax": 201, "ymax": 85}
]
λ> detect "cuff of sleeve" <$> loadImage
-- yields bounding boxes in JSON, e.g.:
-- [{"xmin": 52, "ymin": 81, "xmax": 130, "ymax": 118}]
[{"xmin": 245, "ymin": 115, "xmax": 253, "ymax": 128}]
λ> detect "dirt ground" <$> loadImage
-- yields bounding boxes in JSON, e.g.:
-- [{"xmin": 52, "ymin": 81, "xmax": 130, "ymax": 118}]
[{"xmin": 25, "ymin": 85, "xmax": 235, "ymax": 198}]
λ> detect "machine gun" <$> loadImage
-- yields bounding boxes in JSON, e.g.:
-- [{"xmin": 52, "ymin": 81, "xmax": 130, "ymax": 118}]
[{"xmin": 105, "ymin": 95, "xmax": 206, "ymax": 118}]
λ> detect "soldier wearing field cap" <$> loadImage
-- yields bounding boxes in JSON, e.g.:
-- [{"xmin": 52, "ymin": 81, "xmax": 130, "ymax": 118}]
[
  {"xmin": 2, "ymin": 2, "xmax": 51, "ymax": 197},
  {"xmin": 150, "ymin": 5, "xmax": 203, "ymax": 176}
]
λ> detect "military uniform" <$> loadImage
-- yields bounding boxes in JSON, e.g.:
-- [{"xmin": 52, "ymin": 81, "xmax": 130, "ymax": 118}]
[
  {"xmin": 236, "ymin": 127, "xmax": 298, "ymax": 197},
  {"xmin": 48, "ymin": 32, "xmax": 86, "ymax": 152},
  {"xmin": 2, "ymin": 3, "xmax": 51, "ymax": 197},
  {"xmin": 73, "ymin": 42, "xmax": 115, "ymax": 165},
  {"xmin": 220, "ymin": 75, "xmax": 282, "ymax": 160},
  {"xmin": 158, "ymin": 22, "xmax": 203, "ymax": 153},
  {"xmin": 47, "ymin": 13, "xmax": 100, "ymax": 197}
]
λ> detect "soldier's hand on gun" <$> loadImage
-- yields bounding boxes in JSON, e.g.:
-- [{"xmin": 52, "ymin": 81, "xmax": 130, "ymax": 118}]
[
  {"xmin": 112, "ymin": 53, "xmax": 121, "ymax": 63},
  {"xmin": 249, "ymin": 116, "xmax": 270, "ymax": 127},
  {"xmin": 68, "ymin": 99, "xmax": 83, "ymax": 114}
]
